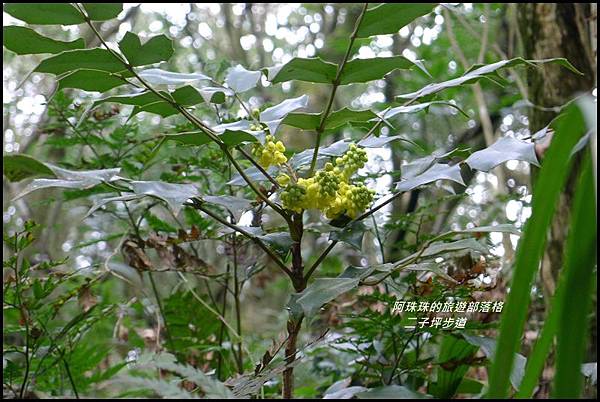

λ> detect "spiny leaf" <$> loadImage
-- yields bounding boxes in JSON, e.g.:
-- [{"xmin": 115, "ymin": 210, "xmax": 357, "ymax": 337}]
[
  {"xmin": 396, "ymin": 163, "xmax": 465, "ymax": 192},
  {"xmin": 130, "ymin": 181, "xmax": 198, "ymax": 215},
  {"xmin": 398, "ymin": 58, "xmax": 583, "ymax": 101},
  {"xmin": 265, "ymin": 57, "xmax": 337, "ymax": 84},
  {"xmin": 82, "ymin": 3, "xmax": 123, "ymax": 21},
  {"xmin": 340, "ymin": 56, "xmax": 431, "ymax": 84},
  {"xmin": 226, "ymin": 64, "xmax": 262, "ymax": 93},
  {"xmin": 119, "ymin": 32, "xmax": 174, "ymax": 67},
  {"xmin": 465, "ymin": 136, "xmax": 539, "ymax": 172},
  {"xmin": 3, "ymin": 154, "xmax": 56, "ymax": 182},
  {"xmin": 356, "ymin": 3, "xmax": 436, "ymax": 38},
  {"xmin": 137, "ymin": 68, "xmax": 211, "ymax": 85}
]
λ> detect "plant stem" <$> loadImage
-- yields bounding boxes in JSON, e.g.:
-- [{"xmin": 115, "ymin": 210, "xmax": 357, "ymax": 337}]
[
  {"xmin": 232, "ymin": 232, "xmax": 244, "ymax": 373},
  {"xmin": 308, "ymin": 3, "xmax": 369, "ymax": 175},
  {"xmin": 282, "ymin": 213, "xmax": 306, "ymax": 398}
]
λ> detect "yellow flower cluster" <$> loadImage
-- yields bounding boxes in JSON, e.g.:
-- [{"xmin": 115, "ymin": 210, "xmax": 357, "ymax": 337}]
[
  {"xmin": 280, "ymin": 143, "xmax": 375, "ymax": 219},
  {"xmin": 252, "ymin": 134, "xmax": 287, "ymax": 168}
]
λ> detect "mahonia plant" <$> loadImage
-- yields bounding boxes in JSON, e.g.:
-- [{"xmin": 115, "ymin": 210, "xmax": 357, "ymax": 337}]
[{"xmin": 279, "ymin": 144, "xmax": 374, "ymax": 218}]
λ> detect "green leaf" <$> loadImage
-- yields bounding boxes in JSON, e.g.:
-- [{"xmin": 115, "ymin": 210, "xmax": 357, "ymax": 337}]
[
  {"xmin": 202, "ymin": 195, "xmax": 252, "ymax": 222},
  {"xmin": 283, "ymin": 108, "xmax": 377, "ymax": 131},
  {"xmin": 58, "ymin": 69, "xmax": 127, "ymax": 92},
  {"xmin": 421, "ymin": 238, "xmax": 488, "ymax": 257},
  {"xmin": 35, "ymin": 48, "xmax": 128, "ymax": 75},
  {"xmin": 130, "ymin": 181, "xmax": 197, "ymax": 215},
  {"xmin": 3, "ymin": 26, "xmax": 85, "ymax": 55},
  {"xmin": 137, "ymin": 68, "xmax": 211, "ymax": 85},
  {"xmin": 118, "ymin": 32, "xmax": 174, "ymax": 66},
  {"xmin": 258, "ymin": 232, "xmax": 294, "ymax": 258},
  {"xmin": 3, "ymin": 154, "xmax": 56, "ymax": 182},
  {"xmin": 329, "ymin": 221, "xmax": 367, "ymax": 250},
  {"xmin": 378, "ymin": 101, "xmax": 469, "ymax": 120},
  {"xmin": 398, "ymin": 58, "xmax": 582, "ymax": 101},
  {"xmin": 260, "ymin": 95, "xmax": 310, "ymax": 133},
  {"xmin": 266, "ymin": 57, "xmax": 337, "ymax": 84},
  {"xmin": 340, "ymin": 56, "xmax": 430, "ymax": 84},
  {"xmin": 297, "ymin": 277, "xmax": 359, "ymax": 316},
  {"xmin": 553, "ymin": 156, "xmax": 596, "ymax": 398},
  {"xmin": 225, "ymin": 64, "xmax": 262, "ymax": 93},
  {"xmin": 165, "ymin": 129, "xmax": 257, "ymax": 149},
  {"xmin": 429, "ymin": 335, "xmax": 478, "ymax": 398},
  {"xmin": 462, "ymin": 334, "xmax": 527, "ymax": 391},
  {"xmin": 3, "ymin": 3, "xmax": 85, "ymax": 25},
  {"xmin": 396, "ymin": 163, "xmax": 465, "ymax": 192},
  {"xmin": 82, "ymin": 3, "xmax": 123, "ymax": 20},
  {"xmin": 487, "ymin": 104, "xmax": 588, "ymax": 397},
  {"xmin": 516, "ymin": 163, "xmax": 595, "ymax": 398},
  {"xmin": 198, "ymin": 86, "xmax": 233, "ymax": 104},
  {"xmin": 465, "ymin": 136, "xmax": 539, "ymax": 172},
  {"xmin": 356, "ymin": 3, "xmax": 436, "ymax": 38},
  {"xmin": 13, "ymin": 165, "xmax": 121, "ymax": 200}
]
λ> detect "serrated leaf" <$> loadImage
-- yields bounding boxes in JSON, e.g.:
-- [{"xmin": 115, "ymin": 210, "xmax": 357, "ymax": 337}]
[
  {"xmin": 58, "ymin": 69, "xmax": 127, "ymax": 92},
  {"xmin": 82, "ymin": 3, "xmax": 123, "ymax": 21},
  {"xmin": 260, "ymin": 94, "xmax": 309, "ymax": 122},
  {"xmin": 260, "ymin": 94, "xmax": 309, "ymax": 134},
  {"xmin": 376, "ymin": 101, "xmax": 469, "ymax": 120},
  {"xmin": 3, "ymin": 3, "xmax": 85, "ymax": 25},
  {"xmin": 358, "ymin": 135, "xmax": 412, "ymax": 148},
  {"xmin": 3, "ymin": 154, "xmax": 56, "ymax": 182},
  {"xmin": 165, "ymin": 129, "xmax": 258, "ymax": 149},
  {"xmin": 35, "ymin": 48, "xmax": 128, "ymax": 75},
  {"xmin": 283, "ymin": 108, "xmax": 377, "ymax": 131},
  {"xmin": 396, "ymin": 163, "xmax": 465, "ymax": 192},
  {"xmin": 421, "ymin": 238, "xmax": 488, "ymax": 257},
  {"xmin": 198, "ymin": 86, "xmax": 233, "ymax": 104},
  {"xmin": 266, "ymin": 57, "xmax": 337, "ymax": 84},
  {"xmin": 430, "ymin": 335, "xmax": 479, "ymax": 398},
  {"xmin": 84, "ymin": 193, "xmax": 141, "ymax": 219},
  {"xmin": 3, "ymin": 26, "xmax": 85, "ymax": 55},
  {"xmin": 119, "ymin": 32, "xmax": 174, "ymax": 67},
  {"xmin": 356, "ymin": 3, "xmax": 436, "ymax": 38},
  {"xmin": 13, "ymin": 165, "xmax": 121, "ymax": 200},
  {"xmin": 130, "ymin": 181, "xmax": 197, "ymax": 215},
  {"xmin": 257, "ymin": 232, "xmax": 294, "ymax": 258},
  {"xmin": 404, "ymin": 262, "xmax": 457, "ymax": 283},
  {"xmin": 401, "ymin": 148, "xmax": 471, "ymax": 179},
  {"xmin": 398, "ymin": 58, "xmax": 583, "ymax": 101},
  {"xmin": 465, "ymin": 136, "xmax": 539, "ymax": 172},
  {"xmin": 340, "ymin": 56, "xmax": 430, "ymax": 84},
  {"xmin": 137, "ymin": 68, "xmax": 211, "ymax": 85},
  {"xmin": 226, "ymin": 64, "xmax": 262, "ymax": 93},
  {"xmin": 297, "ymin": 277, "xmax": 359, "ymax": 316},
  {"xmin": 329, "ymin": 221, "xmax": 367, "ymax": 250}
]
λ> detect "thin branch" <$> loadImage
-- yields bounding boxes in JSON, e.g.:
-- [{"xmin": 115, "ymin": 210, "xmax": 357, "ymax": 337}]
[
  {"xmin": 309, "ymin": 3, "xmax": 369, "ymax": 175},
  {"xmin": 186, "ymin": 199, "xmax": 293, "ymax": 278},
  {"xmin": 74, "ymin": 3, "xmax": 289, "ymax": 221}
]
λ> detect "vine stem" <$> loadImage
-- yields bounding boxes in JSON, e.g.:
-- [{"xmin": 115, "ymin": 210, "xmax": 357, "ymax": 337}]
[{"xmin": 308, "ymin": 3, "xmax": 369, "ymax": 175}]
